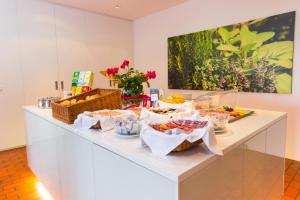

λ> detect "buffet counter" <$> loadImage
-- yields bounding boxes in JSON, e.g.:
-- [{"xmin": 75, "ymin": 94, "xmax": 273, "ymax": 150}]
[{"xmin": 24, "ymin": 106, "xmax": 287, "ymax": 200}]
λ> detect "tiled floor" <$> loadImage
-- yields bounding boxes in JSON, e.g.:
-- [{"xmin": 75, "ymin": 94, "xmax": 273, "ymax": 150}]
[
  {"xmin": 0, "ymin": 147, "xmax": 42, "ymax": 200},
  {"xmin": 283, "ymin": 159, "xmax": 300, "ymax": 200},
  {"xmin": 0, "ymin": 147, "xmax": 300, "ymax": 200}
]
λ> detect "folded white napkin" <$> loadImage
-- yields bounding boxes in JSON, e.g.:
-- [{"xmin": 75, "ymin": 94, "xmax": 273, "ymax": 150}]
[
  {"xmin": 140, "ymin": 121, "xmax": 223, "ymax": 156},
  {"xmin": 74, "ymin": 110, "xmax": 136, "ymax": 132},
  {"xmin": 74, "ymin": 114, "xmax": 99, "ymax": 130}
]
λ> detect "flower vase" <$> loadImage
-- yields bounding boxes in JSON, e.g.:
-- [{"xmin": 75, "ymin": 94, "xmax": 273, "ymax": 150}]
[{"xmin": 121, "ymin": 89, "xmax": 144, "ymax": 108}]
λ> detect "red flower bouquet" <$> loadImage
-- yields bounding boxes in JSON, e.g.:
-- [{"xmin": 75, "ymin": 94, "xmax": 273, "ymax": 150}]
[{"xmin": 105, "ymin": 60, "xmax": 156, "ymax": 106}]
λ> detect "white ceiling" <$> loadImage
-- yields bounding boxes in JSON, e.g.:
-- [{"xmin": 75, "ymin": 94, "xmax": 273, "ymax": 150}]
[{"xmin": 47, "ymin": 0, "xmax": 188, "ymax": 20}]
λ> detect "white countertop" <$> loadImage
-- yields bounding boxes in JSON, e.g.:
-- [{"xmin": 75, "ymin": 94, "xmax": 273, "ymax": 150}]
[{"xmin": 24, "ymin": 106, "xmax": 286, "ymax": 183}]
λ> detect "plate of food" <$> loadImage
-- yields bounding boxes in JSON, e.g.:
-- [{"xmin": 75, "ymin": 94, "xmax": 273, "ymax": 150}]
[
  {"xmin": 214, "ymin": 127, "xmax": 228, "ymax": 134},
  {"xmin": 114, "ymin": 116, "xmax": 140, "ymax": 138},
  {"xmin": 148, "ymin": 108, "xmax": 177, "ymax": 115},
  {"xmin": 140, "ymin": 106, "xmax": 195, "ymax": 123},
  {"xmin": 150, "ymin": 120, "xmax": 208, "ymax": 134},
  {"xmin": 211, "ymin": 106, "xmax": 254, "ymax": 123},
  {"xmin": 162, "ymin": 95, "xmax": 185, "ymax": 104}
]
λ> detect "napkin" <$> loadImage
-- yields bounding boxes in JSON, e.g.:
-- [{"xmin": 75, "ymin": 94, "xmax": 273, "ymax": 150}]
[
  {"xmin": 74, "ymin": 110, "xmax": 136, "ymax": 131},
  {"xmin": 140, "ymin": 121, "xmax": 223, "ymax": 156}
]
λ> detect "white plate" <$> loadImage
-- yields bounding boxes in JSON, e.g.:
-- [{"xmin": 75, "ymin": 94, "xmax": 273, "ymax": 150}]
[
  {"xmin": 216, "ymin": 128, "xmax": 233, "ymax": 137},
  {"xmin": 116, "ymin": 133, "xmax": 139, "ymax": 139},
  {"xmin": 214, "ymin": 127, "xmax": 227, "ymax": 134}
]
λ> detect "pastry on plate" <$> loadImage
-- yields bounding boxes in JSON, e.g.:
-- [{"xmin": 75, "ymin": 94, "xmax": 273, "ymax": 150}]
[{"xmin": 88, "ymin": 110, "xmax": 122, "ymax": 117}]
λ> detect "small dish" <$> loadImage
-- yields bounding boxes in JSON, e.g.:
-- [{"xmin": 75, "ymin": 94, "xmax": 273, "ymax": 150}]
[
  {"xmin": 116, "ymin": 133, "xmax": 139, "ymax": 139},
  {"xmin": 209, "ymin": 112, "xmax": 230, "ymax": 134},
  {"xmin": 114, "ymin": 116, "xmax": 141, "ymax": 136},
  {"xmin": 214, "ymin": 127, "xmax": 227, "ymax": 134}
]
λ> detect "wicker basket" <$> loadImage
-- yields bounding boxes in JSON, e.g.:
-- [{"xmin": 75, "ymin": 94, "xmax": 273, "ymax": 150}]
[
  {"xmin": 173, "ymin": 139, "xmax": 203, "ymax": 152},
  {"xmin": 52, "ymin": 88, "xmax": 122, "ymax": 124}
]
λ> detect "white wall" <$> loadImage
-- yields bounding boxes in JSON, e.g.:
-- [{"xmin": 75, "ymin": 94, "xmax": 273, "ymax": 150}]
[
  {"xmin": 133, "ymin": 0, "xmax": 300, "ymax": 160},
  {"xmin": 18, "ymin": 0, "xmax": 133, "ymax": 105},
  {"xmin": 0, "ymin": 0, "xmax": 133, "ymax": 151},
  {"xmin": 18, "ymin": 0, "xmax": 60, "ymax": 104},
  {"xmin": 0, "ymin": 0, "xmax": 25, "ymax": 150}
]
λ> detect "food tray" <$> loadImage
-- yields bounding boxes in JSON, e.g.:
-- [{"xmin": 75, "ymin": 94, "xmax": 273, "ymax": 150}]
[
  {"xmin": 210, "ymin": 108, "xmax": 254, "ymax": 123},
  {"xmin": 51, "ymin": 88, "xmax": 122, "ymax": 124},
  {"xmin": 228, "ymin": 110, "xmax": 254, "ymax": 123}
]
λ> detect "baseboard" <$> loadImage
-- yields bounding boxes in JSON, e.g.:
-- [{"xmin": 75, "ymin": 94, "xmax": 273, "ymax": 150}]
[{"xmin": 0, "ymin": 145, "xmax": 26, "ymax": 152}]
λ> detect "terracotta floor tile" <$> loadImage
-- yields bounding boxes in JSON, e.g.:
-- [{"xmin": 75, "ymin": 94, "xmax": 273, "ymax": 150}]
[
  {"xmin": 18, "ymin": 191, "xmax": 41, "ymax": 199},
  {"xmin": 282, "ymin": 196, "xmax": 296, "ymax": 200},
  {"xmin": 5, "ymin": 192, "xmax": 20, "ymax": 199},
  {"xmin": 294, "ymin": 175, "xmax": 300, "ymax": 182},
  {"xmin": 286, "ymin": 175, "xmax": 295, "ymax": 182},
  {"xmin": 286, "ymin": 169, "xmax": 298, "ymax": 177},
  {"xmin": 290, "ymin": 163, "xmax": 300, "ymax": 170},
  {"xmin": 286, "ymin": 159, "xmax": 294, "ymax": 165},
  {"xmin": 285, "ymin": 187, "xmax": 300, "ymax": 198},
  {"xmin": 0, "ymin": 148, "xmax": 42, "ymax": 200},
  {"xmin": 290, "ymin": 181, "xmax": 300, "ymax": 190}
]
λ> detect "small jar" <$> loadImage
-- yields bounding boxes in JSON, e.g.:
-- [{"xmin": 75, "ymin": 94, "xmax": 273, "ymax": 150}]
[
  {"xmin": 37, "ymin": 98, "xmax": 46, "ymax": 109},
  {"xmin": 150, "ymin": 88, "xmax": 159, "ymax": 107}
]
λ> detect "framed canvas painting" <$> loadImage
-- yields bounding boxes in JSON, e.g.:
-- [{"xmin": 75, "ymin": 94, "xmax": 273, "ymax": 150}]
[{"xmin": 168, "ymin": 11, "xmax": 296, "ymax": 94}]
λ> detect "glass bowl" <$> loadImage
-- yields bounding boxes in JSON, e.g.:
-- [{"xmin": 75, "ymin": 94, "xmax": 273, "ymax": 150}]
[{"xmin": 209, "ymin": 112, "xmax": 230, "ymax": 133}]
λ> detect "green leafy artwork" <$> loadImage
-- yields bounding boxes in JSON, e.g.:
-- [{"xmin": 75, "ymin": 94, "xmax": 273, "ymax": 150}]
[{"xmin": 168, "ymin": 11, "xmax": 295, "ymax": 94}]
